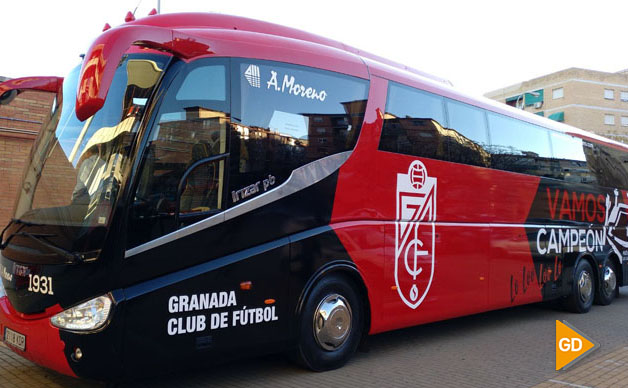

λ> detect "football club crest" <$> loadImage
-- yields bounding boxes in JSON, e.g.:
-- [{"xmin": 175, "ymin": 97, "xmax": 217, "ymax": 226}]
[{"xmin": 395, "ymin": 160, "xmax": 437, "ymax": 309}]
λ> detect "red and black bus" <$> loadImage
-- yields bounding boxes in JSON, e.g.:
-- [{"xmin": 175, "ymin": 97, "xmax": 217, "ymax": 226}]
[{"xmin": 0, "ymin": 12, "xmax": 626, "ymax": 381}]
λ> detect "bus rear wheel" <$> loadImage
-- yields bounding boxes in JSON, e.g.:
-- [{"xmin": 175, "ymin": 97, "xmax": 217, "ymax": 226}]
[
  {"xmin": 295, "ymin": 274, "xmax": 363, "ymax": 371},
  {"xmin": 565, "ymin": 260, "xmax": 595, "ymax": 313},
  {"xmin": 595, "ymin": 260, "xmax": 617, "ymax": 306}
]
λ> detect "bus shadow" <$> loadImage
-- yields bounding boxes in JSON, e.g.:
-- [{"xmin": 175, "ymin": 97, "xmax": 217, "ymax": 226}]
[
  {"xmin": 48, "ymin": 287, "xmax": 627, "ymax": 387},
  {"xmin": 121, "ymin": 300, "xmax": 573, "ymax": 387}
]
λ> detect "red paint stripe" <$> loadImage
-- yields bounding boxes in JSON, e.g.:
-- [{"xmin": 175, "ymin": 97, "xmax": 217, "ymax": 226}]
[{"xmin": 0, "ymin": 297, "xmax": 76, "ymax": 378}]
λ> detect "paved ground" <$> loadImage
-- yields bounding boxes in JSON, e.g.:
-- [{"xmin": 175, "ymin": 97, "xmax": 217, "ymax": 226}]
[
  {"xmin": 536, "ymin": 346, "xmax": 628, "ymax": 388},
  {"xmin": 1, "ymin": 287, "xmax": 627, "ymax": 388}
]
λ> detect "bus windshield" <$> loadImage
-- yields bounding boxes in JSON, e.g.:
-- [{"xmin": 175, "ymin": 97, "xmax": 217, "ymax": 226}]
[{"xmin": 10, "ymin": 53, "xmax": 169, "ymax": 260}]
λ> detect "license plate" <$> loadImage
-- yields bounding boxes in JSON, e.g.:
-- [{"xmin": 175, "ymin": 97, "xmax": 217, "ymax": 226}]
[{"xmin": 4, "ymin": 327, "xmax": 25, "ymax": 351}]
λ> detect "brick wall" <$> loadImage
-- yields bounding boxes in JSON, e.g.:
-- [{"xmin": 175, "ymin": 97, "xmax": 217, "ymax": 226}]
[
  {"xmin": 0, "ymin": 136, "xmax": 33, "ymax": 227},
  {"xmin": 0, "ymin": 88, "xmax": 56, "ymax": 228},
  {"xmin": 0, "ymin": 89, "xmax": 54, "ymax": 134}
]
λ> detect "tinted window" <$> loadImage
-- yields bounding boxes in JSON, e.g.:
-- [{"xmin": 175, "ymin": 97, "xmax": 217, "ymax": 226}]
[
  {"xmin": 379, "ymin": 83, "xmax": 447, "ymax": 160},
  {"xmin": 129, "ymin": 59, "xmax": 229, "ymax": 248},
  {"xmin": 549, "ymin": 132, "xmax": 597, "ymax": 184},
  {"xmin": 385, "ymin": 83, "xmax": 446, "ymax": 123},
  {"xmin": 585, "ymin": 142, "xmax": 628, "ymax": 189},
  {"xmin": 378, "ymin": 82, "xmax": 628, "ymax": 187},
  {"xmin": 230, "ymin": 59, "xmax": 368, "ymax": 205},
  {"xmin": 446, "ymin": 100, "xmax": 489, "ymax": 146},
  {"xmin": 445, "ymin": 99, "xmax": 490, "ymax": 167},
  {"xmin": 137, "ymin": 60, "xmax": 228, "ymax": 211},
  {"xmin": 176, "ymin": 66, "xmax": 226, "ymax": 101},
  {"xmin": 379, "ymin": 83, "xmax": 490, "ymax": 167},
  {"xmin": 487, "ymin": 112, "xmax": 552, "ymax": 176}
]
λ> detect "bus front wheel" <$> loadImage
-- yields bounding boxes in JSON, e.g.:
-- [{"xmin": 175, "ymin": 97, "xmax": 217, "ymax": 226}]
[
  {"xmin": 295, "ymin": 274, "xmax": 363, "ymax": 371},
  {"xmin": 565, "ymin": 260, "xmax": 595, "ymax": 313}
]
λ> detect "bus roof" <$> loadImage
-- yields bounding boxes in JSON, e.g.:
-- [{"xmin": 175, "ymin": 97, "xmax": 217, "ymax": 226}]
[
  {"xmin": 83, "ymin": 12, "xmax": 628, "ymax": 152},
  {"xmin": 125, "ymin": 12, "xmax": 452, "ymax": 86}
]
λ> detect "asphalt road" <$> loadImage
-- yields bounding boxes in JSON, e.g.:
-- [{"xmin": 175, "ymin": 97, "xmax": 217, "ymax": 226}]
[{"xmin": 2, "ymin": 287, "xmax": 628, "ymax": 388}]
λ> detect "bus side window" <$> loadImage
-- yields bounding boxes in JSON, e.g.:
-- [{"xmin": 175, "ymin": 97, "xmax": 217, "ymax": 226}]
[
  {"xmin": 585, "ymin": 142, "xmax": 628, "ymax": 189},
  {"xmin": 549, "ymin": 132, "xmax": 597, "ymax": 185},
  {"xmin": 487, "ymin": 112, "xmax": 553, "ymax": 177},
  {"xmin": 128, "ymin": 59, "xmax": 230, "ymax": 249},
  {"xmin": 379, "ymin": 83, "xmax": 493, "ymax": 168},
  {"xmin": 229, "ymin": 59, "xmax": 369, "ymax": 206},
  {"xmin": 444, "ymin": 99, "xmax": 491, "ymax": 168},
  {"xmin": 379, "ymin": 83, "xmax": 448, "ymax": 161}
]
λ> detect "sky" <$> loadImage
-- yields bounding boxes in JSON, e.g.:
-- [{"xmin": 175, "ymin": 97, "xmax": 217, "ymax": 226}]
[{"xmin": 2, "ymin": 0, "xmax": 628, "ymax": 97}]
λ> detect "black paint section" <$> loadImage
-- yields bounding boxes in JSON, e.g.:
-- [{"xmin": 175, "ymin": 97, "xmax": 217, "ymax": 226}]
[
  {"xmin": 57, "ymin": 227, "xmax": 355, "ymax": 380},
  {"xmin": 524, "ymin": 178, "xmax": 628, "ymax": 300},
  {"xmin": 55, "ymin": 163, "xmax": 356, "ymax": 379},
  {"xmin": 121, "ymin": 170, "xmax": 341, "ymax": 287}
]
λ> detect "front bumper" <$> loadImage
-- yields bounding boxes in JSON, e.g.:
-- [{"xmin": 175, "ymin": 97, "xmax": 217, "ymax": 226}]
[{"xmin": 0, "ymin": 296, "xmax": 76, "ymax": 378}]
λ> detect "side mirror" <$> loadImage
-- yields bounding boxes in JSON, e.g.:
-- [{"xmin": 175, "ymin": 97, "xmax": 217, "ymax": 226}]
[
  {"xmin": 0, "ymin": 76, "xmax": 63, "ymax": 99},
  {"xmin": 0, "ymin": 77, "xmax": 63, "ymax": 137},
  {"xmin": 0, "ymin": 89, "xmax": 18, "ymax": 105}
]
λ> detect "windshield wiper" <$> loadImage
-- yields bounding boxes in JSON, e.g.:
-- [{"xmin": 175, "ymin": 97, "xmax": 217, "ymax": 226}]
[
  {"xmin": 14, "ymin": 231, "xmax": 85, "ymax": 264},
  {"xmin": 0, "ymin": 218, "xmax": 44, "ymax": 249}
]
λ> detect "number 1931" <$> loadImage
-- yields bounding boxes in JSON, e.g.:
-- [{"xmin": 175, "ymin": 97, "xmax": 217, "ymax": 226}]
[{"xmin": 28, "ymin": 274, "xmax": 54, "ymax": 295}]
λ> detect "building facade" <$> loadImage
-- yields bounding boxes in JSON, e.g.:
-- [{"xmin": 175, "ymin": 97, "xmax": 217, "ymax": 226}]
[
  {"xmin": 0, "ymin": 78, "xmax": 55, "ymax": 228},
  {"xmin": 484, "ymin": 68, "xmax": 628, "ymax": 143}
]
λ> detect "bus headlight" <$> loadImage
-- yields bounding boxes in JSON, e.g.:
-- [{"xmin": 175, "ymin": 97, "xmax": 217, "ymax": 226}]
[{"xmin": 51, "ymin": 294, "xmax": 112, "ymax": 332}]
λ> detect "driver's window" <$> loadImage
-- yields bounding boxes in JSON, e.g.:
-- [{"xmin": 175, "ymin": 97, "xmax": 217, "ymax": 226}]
[{"xmin": 128, "ymin": 59, "xmax": 230, "ymax": 249}]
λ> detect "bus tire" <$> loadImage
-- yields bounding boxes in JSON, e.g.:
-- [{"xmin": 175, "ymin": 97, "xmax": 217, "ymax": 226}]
[
  {"xmin": 595, "ymin": 259, "xmax": 617, "ymax": 306},
  {"xmin": 295, "ymin": 274, "xmax": 363, "ymax": 371},
  {"xmin": 565, "ymin": 260, "xmax": 595, "ymax": 313}
]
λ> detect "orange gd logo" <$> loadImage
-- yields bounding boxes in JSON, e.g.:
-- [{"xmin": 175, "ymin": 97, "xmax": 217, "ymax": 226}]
[{"xmin": 556, "ymin": 320, "xmax": 599, "ymax": 370}]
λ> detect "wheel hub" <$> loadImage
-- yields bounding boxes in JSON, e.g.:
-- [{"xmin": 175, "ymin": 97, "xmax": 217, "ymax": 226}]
[
  {"xmin": 313, "ymin": 294, "xmax": 352, "ymax": 351},
  {"xmin": 578, "ymin": 271, "xmax": 593, "ymax": 303},
  {"xmin": 603, "ymin": 265, "xmax": 617, "ymax": 296}
]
